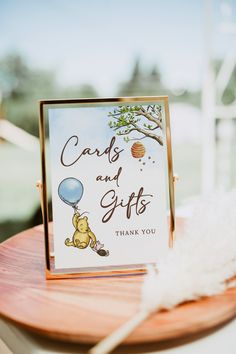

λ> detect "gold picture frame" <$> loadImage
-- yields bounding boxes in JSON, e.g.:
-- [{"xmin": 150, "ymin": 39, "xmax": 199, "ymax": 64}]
[{"xmin": 38, "ymin": 96, "xmax": 175, "ymax": 279}]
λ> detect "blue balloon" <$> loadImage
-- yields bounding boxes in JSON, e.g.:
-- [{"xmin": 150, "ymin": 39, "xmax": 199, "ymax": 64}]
[{"xmin": 58, "ymin": 177, "xmax": 84, "ymax": 208}]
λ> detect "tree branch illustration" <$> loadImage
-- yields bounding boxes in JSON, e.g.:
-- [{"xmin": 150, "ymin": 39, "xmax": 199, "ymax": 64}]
[{"xmin": 108, "ymin": 105, "xmax": 163, "ymax": 145}]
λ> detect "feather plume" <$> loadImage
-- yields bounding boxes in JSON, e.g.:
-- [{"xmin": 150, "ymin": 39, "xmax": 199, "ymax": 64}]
[
  {"xmin": 141, "ymin": 190, "xmax": 236, "ymax": 313},
  {"xmin": 89, "ymin": 190, "xmax": 236, "ymax": 354}
]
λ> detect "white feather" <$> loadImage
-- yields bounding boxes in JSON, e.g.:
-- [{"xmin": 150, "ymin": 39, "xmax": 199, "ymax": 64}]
[
  {"xmin": 90, "ymin": 190, "xmax": 236, "ymax": 354},
  {"xmin": 141, "ymin": 190, "xmax": 236, "ymax": 313}
]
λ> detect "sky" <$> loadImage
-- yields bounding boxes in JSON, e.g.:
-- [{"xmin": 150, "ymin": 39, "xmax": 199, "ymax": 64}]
[{"xmin": 0, "ymin": 0, "xmax": 235, "ymax": 95}]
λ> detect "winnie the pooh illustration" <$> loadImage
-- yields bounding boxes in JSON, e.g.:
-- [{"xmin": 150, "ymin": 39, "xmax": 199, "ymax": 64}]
[{"xmin": 65, "ymin": 212, "xmax": 109, "ymax": 256}]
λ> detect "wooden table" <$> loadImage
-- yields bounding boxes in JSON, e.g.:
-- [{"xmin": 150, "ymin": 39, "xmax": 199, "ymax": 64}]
[{"xmin": 0, "ymin": 220, "xmax": 236, "ymax": 353}]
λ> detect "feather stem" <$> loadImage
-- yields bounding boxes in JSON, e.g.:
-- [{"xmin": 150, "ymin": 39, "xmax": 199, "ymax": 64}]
[{"xmin": 88, "ymin": 309, "xmax": 150, "ymax": 354}]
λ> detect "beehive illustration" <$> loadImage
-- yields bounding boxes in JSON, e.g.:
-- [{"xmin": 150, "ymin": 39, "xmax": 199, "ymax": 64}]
[{"xmin": 131, "ymin": 142, "xmax": 145, "ymax": 158}]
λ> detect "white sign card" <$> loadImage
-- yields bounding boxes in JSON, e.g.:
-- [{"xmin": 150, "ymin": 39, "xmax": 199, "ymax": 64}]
[{"xmin": 39, "ymin": 97, "xmax": 174, "ymax": 278}]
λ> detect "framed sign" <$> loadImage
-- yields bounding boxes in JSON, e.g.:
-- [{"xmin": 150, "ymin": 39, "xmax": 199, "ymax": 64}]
[{"xmin": 39, "ymin": 96, "xmax": 175, "ymax": 279}]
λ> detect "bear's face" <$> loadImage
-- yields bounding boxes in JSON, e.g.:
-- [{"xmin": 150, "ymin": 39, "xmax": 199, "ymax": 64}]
[{"xmin": 77, "ymin": 216, "xmax": 89, "ymax": 233}]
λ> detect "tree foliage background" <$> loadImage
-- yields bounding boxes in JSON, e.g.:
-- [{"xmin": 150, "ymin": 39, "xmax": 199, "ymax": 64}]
[
  {"xmin": 0, "ymin": 53, "xmax": 98, "ymax": 136},
  {"xmin": 0, "ymin": 52, "xmax": 235, "ymax": 240}
]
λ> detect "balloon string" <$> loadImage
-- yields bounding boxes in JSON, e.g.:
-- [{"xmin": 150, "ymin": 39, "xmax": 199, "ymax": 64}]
[
  {"xmin": 73, "ymin": 206, "xmax": 89, "ymax": 217},
  {"xmin": 80, "ymin": 211, "xmax": 90, "ymax": 217}
]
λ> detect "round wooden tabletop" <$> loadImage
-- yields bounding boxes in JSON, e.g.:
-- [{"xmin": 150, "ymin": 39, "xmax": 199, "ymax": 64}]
[{"xmin": 0, "ymin": 220, "xmax": 236, "ymax": 345}]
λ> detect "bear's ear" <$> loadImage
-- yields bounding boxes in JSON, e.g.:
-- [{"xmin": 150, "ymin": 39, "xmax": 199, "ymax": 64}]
[{"xmin": 84, "ymin": 216, "xmax": 88, "ymax": 221}]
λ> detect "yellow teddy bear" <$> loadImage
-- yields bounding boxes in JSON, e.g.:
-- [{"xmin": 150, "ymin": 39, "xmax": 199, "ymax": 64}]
[{"xmin": 65, "ymin": 212, "xmax": 96, "ymax": 249}]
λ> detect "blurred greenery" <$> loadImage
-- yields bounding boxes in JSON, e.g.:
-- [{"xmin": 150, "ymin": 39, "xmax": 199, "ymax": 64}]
[
  {"xmin": 214, "ymin": 59, "xmax": 236, "ymax": 105},
  {"xmin": 0, "ymin": 52, "xmax": 236, "ymax": 241},
  {"xmin": 0, "ymin": 143, "xmax": 39, "ymax": 220},
  {"xmin": 0, "ymin": 53, "xmax": 98, "ymax": 136},
  {"xmin": 0, "ymin": 54, "xmax": 201, "ymax": 137},
  {"xmin": 1, "ymin": 53, "xmax": 235, "ymax": 139},
  {"xmin": 118, "ymin": 58, "xmax": 201, "ymax": 106},
  {"xmin": 0, "ymin": 142, "xmax": 40, "ymax": 241}
]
